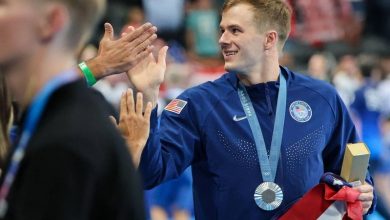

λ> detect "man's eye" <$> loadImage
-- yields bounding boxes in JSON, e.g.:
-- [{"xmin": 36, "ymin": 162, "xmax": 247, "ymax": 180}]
[{"xmin": 232, "ymin": 28, "xmax": 240, "ymax": 34}]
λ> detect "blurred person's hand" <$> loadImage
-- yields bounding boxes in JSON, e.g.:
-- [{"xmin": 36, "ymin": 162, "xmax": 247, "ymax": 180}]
[
  {"xmin": 110, "ymin": 89, "xmax": 152, "ymax": 168},
  {"xmin": 83, "ymin": 22, "xmax": 157, "ymax": 79},
  {"xmin": 126, "ymin": 46, "xmax": 168, "ymax": 108}
]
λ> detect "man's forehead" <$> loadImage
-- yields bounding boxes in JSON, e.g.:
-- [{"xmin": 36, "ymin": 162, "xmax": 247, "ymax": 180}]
[
  {"xmin": 222, "ymin": 3, "xmax": 254, "ymax": 16},
  {"xmin": 220, "ymin": 4, "xmax": 255, "ymax": 27}
]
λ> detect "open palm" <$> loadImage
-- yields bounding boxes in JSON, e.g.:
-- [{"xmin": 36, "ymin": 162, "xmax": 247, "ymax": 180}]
[
  {"xmin": 127, "ymin": 46, "xmax": 168, "ymax": 107},
  {"xmin": 111, "ymin": 89, "xmax": 153, "ymax": 168}
]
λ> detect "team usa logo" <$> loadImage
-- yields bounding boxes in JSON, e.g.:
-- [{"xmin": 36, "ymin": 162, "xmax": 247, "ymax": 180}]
[{"xmin": 289, "ymin": 101, "xmax": 312, "ymax": 122}]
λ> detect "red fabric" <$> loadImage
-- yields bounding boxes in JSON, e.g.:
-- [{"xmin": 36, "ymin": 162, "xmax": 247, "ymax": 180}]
[
  {"xmin": 326, "ymin": 186, "xmax": 362, "ymax": 220},
  {"xmin": 279, "ymin": 183, "xmax": 362, "ymax": 220}
]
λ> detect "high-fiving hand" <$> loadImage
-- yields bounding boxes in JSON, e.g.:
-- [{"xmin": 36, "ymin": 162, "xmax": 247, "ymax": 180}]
[
  {"xmin": 86, "ymin": 22, "xmax": 157, "ymax": 79},
  {"xmin": 127, "ymin": 46, "xmax": 168, "ymax": 108},
  {"xmin": 110, "ymin": 89, "xmax": 152, "ymax": 168}
]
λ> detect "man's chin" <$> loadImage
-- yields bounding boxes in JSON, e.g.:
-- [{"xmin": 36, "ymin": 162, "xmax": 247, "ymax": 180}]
[
  {"xmin": 224, "ymin": 64, "xmax": 236, "ymax": 73},
  {"xmin": 224, "ymin": 64, "xmax": 243, "ymax": 74}
]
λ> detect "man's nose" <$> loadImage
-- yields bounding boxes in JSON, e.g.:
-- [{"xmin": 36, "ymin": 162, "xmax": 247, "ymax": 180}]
[{"xmin": 219, "ymin": 32, "xmax": 230, "ymax": 45}]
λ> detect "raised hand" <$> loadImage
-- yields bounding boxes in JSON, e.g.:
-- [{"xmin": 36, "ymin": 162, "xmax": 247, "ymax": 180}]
[
  {"xmin": 85, "ymin": 22, "xmax": 157, "ymax": 79},
  {"xmin": 111, "ymin": 89, "xmax": 152, "ymax": 168},
  {"xmin": 126, "ymin": 46, "xmax": 168, "ymax": 108}
]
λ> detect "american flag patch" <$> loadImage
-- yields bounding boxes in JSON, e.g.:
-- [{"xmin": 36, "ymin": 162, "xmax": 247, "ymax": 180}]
[{"xmin": 164, "ymin": 99, "xmax": 187, "ymax": 114}]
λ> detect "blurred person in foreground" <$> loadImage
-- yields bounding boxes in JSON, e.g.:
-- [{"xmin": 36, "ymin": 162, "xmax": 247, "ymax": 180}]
[
  {"xmin": 83, "ymin": 0, "xmax": 376, "ymax": 219},
  {"xmin": 0, "ymin": 74, "xmax": 12, "ymax": 167},
  {"xmin": 0, "ymin": 0, "xmax": 156, "ymax": 219}
]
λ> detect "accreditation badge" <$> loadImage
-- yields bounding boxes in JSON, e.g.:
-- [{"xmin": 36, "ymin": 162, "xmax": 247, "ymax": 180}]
[{"xmin": 254, "ymin": 182, "xmax": 283, "ymax": 211}]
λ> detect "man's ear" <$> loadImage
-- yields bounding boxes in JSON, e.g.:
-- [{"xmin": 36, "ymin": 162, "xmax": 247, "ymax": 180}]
[
  {"xmin": 38, "ymin": 3, "xmax": 69, "ymax": 42},
  {"xmin": 264, "ymin": 30, "xmax": 278, "ymax": 50}
]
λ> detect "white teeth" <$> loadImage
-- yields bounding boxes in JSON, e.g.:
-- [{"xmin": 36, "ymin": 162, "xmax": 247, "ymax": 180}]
[{"xmin": 225, "ymin": 51, "xmax": 237, "ymax": 56}]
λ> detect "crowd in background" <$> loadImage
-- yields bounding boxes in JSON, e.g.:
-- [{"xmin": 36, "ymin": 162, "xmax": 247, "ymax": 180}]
[{"xmin": 78, "ymin": 0, "xmax": 390, "ymax": 219}]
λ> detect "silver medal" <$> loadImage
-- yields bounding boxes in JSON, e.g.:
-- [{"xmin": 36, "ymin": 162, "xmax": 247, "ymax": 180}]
[{"xmin": 254, "ymin": 182, "xmax": 283, "ymax": 211}]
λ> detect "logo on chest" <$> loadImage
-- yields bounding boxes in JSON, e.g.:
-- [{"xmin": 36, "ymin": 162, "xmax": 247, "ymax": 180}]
[
  {"xmin": 233, "ymin": 115, "xmax": 247, "ymax": 122},
  {"xmin": 289, "ymin": 101, "xmax": 312, "ymax": 122}
]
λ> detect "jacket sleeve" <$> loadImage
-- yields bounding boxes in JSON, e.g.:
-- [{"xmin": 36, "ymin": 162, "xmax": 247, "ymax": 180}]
[
  {"xmin": 322, "ymin": 93, "xmax": 376, "ymax": 214},
  {"xmin": 139, "ymin": 95, "xmax": 202, "ymax": 189}
]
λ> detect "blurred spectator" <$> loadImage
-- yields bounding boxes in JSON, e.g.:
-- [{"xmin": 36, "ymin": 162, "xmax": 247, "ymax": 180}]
[
  {"xmin": 107, "ymin": 0, "xmax": 143, "ymax": 29},
  {"xmin": 377, "ymin": 55, "xmax": 390, "ymax": 115},
  {"xmin": 332, "ymin": 54, "xmax": 362, "ymax": 106},
  {"xmin": 306, "ymin": 53, "xmax": 335, "ymax": 82},
  {"xmin": 186, "ymin": 0, "xmax": 221, "ymax": 64},
  {"xmin": 143, "ymin": 0, "xmax": 186, "ymax": 46},
  {"xmin": 91, "ymin": 0, "xmax": 144, "ymax": 44},
  {"xmin": 121, "ymin": 6, "xmax": 145, "ymax": 34},
  {"xmin": 350, "ymin": 57, "xmax": 383, "ymax": 166}
]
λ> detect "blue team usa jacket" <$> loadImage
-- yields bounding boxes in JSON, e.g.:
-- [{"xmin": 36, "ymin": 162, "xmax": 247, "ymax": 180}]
[{"xmin": 139, "ymin": 66, "xmax": 375, "ymax": 219}]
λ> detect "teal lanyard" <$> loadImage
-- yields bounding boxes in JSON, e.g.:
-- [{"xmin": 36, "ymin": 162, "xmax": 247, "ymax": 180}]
[{"xmin": 237, "ymin": 73, "xmax": 287, "ymax": 182}]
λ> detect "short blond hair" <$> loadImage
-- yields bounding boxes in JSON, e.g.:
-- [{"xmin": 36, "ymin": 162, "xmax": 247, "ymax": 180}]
[
  {"xmin": 41, "ymin": 0, "xmax": 106, "ymax": 50},
  {"xmin": 222, "ymin": 0, "xmax": 291, "ymax": 48}
]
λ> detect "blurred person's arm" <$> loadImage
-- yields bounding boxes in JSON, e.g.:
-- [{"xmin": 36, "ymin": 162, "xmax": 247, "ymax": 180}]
[{"xmin": 77, "ymin": 22, "xmax": 157, "ymax": 80}]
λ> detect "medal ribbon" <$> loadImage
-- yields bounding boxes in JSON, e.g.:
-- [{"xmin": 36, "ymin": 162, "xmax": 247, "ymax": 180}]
[
  {"xmin": 237, "ymin": 72, "xmax": 287, "ymax": 182},
  {"xmin": 0, "ymin": 70, "xmax": 78, "ymax": 217}
]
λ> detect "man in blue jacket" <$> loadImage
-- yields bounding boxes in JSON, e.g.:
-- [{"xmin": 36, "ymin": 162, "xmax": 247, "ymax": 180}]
[{"xmin": 105, "ymin": 0, "xmax": 376, "ymax": 219}]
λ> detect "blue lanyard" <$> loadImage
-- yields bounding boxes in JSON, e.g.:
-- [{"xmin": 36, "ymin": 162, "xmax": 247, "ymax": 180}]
[
  {"xmin": 237, "ymin": 73, "xmax": 287, "ymax": 182},
  {"xmin": 0, "ymin": 70, "xmax": 78, "ymax": 217}
]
